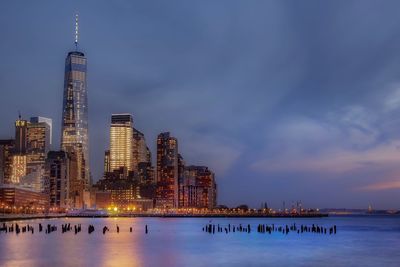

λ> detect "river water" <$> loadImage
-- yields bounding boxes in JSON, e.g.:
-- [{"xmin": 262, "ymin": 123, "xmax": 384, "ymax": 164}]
[{"xmin": 0, "ymin": 216, "xmax": 399, "ymax": 267}]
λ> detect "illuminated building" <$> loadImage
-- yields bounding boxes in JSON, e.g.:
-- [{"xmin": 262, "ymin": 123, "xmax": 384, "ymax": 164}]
[
  {"xmin": 177, "ymin": 154, "xmax": 186, "ymax": 207},
  {"xmin": 104, "ymin": 150, "xmax": 110, "ymax": 173},
  {"xmin": 30, "ymin": 117, "xmax": 52, "ymax": 147},
  {"xmin": 0, "ymin": 184, "xmax": 49, "ymax": 211},
  {"xmin": 94, "ymin": 170, "xmax": 154, "ymax": 210},
  {"xmin": 0, "ymin": 140, "xmax": 14, "ymax": 185},
  {"xmin": 110, "ymin": 114, "xmax": 133, "ymax": 172},
  {"xmin": 61, "ymin": 16, "xmax": 90, "ymax": 205},
  {"xmin": 7, "ymin": 116, "xmax": 52, "ymax": 191},
  {"xmin": 181, "ymin": 166, "xmax": 217, "ymax": 209},
  {"xmin": 15, "ymin": 117, "xmax": 27, "ymax": 153},
  {"xmin": 98, "ymin": 118, "xmax": 156, "ymax": 207},
  {"xmin": 138, "ymin": 162, "xmax": 155, "ymax": 184},
  {"xmin": 10, "ymin": 118, "xmax": 28, "ymax": 184},
  {"xmin": 95, "ymin": 191, "xmax": 112, "ymax": 209},
  {"xmin": 10, "ymin": 155, "xmax": 26, "ymax": 184},
  {"xmin": 183, "ymin": 165, "xmax": 217, "ymax": 209},
  {"xmin": 45, "ymin": 151, "xmax": 70, "ymax": 208},
  {"xmin": 68, "ymin": 145, "xmax": 86, "ymax": 208},
  {"xmin": 156, "ymin": 132, "xmax": 179, "ymax": 208},
  {"xmin": 27, "ymin": 117, "xmax": 51, "ymax": 160},
  {"xmin": 10, "ymin": 118, "xmax": 28, "ymax": 185},
  {"xmin": 25, "ymin": 117, "xmax": 51, "ymax": 192}
]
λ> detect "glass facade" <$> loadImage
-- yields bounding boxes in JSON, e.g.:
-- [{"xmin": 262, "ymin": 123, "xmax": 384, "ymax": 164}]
[
  {"xmin": 132, "ymin": 128, "xmax": 149, "ymax": 172},
  {"xmin": 24, "ymin": 119, "xmax": 51, "ymax": 192},
  {"xmin": 61, "ymin": 51, "xmax": 90, "ymax": 190},
  {"xmin": 110, "ymin": 114, "xmax": 133, "ymax": 172}
]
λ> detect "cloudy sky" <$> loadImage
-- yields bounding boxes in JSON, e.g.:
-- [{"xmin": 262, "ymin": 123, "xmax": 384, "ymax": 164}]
[{"xmin": 1, "ymin": 0, "xmax": 400, "ymax": 209}]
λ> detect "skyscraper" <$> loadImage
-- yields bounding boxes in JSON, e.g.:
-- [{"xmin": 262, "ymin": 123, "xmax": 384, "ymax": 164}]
[
  {"xmin": 132, "ymin": 128, "xmax": 149, "ymax": 171},
  {"xmin": 177, "ymin": 154, "xmax": 186, "ymax": 207},
  {"xmin": 10, "ymin": 117, "xmax": 27, "ymax": 184},
  {"xmin": 156, "ymin": 132, "xmax": 179, "ymax": 208},
  {"xmin": 0, "ymin": 140, "xmax": 15, "ymax": 185},
  {"xmin": 24, "ymin": 117, "xmax": 52, "ymax": 192},
  {"xmin": 61, "ymin": 15, "xmax": 90, "ymax": 197},
  {"xmin": 104, "ymin": 150, "xmax": 111, "ymax": 173},
  {"xmin": 109, "ymin": 114, "xmax": 133, "ymax": 172},
  {"xmin": 15, "ymin": 117, "xmax": 27, "ymax": 154},
  {"xmin": 46, "ymin": 151, "xmax": 70, "ymax": 208},
  {"xmin": 30, "ymin": 117, "xmax": 52, "ymax": 147},
  {"xmin": 132, "ymin": 127, "xmax": 154, "ymax": 184}
]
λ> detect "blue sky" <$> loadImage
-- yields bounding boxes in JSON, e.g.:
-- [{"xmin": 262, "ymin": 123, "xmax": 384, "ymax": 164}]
[{"xmin": 1, "ymin": 0, "xmax": 400, "ymax": 209}]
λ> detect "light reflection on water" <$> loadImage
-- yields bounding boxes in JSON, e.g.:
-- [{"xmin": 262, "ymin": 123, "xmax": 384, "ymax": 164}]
[{"xmin": 0, "ymin": 216, "xmax": 399, "ymax": 267}]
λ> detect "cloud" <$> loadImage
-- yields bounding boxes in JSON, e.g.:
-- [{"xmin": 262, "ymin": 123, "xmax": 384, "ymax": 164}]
[
  {"xmin": 251, "ymin": 140, "xmax": 400, "ymax": 174},
  {"xmin": 384, "ymin": 86, "xmax": 400, "ymax": 112},
  {"xmin": 253, "ymin": 105, "xmax": 400, "ymax": 175},
  {"xmin": 178, "ymin": 130, "xmax": 244, "ymax": 176},
  {"xmin": 358, "ymin": 180, "xmax": 400, "ymax": 191}
]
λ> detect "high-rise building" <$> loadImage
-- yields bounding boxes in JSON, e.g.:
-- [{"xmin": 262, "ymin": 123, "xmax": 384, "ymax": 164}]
[
  {"xmin": 15, "ymin": 117, "xmax": 27, "ymax": 154},
  {"xmin": 45, "ymin": 151, "xmax": 70, "ymax": 208},
  {"xmin": 110, "ymin": 114, "xmax": 133, "ymax": 172},
  {"xmin": 132, "ymin": 127, "xmax": 154, "ymax": 185},
  {"xmin": 10, "ymin": 117, "xmax": 28, "ymax": 185},
  {"xmin": 186, "ymin": 165, "xmax": 217, "ymax": 209},
  {"xmin": 177, "ymin": 154, "xmax": 186, "ymax": 207},
  {"xmin": 60, "ymin": 16, "xmax": 90, "ymax": 207},
  {"xmin": 27, "ymin": 118, "xmax": 51, "ymax": 156},
  {"xmin": 24, "ymin": 118, "xmax": 52, "ymax": 192},
  {"xmin": 30, "ymin": 117, "xmax": 52, "ymax": 147},
  {"xmin": 61, "ymin": 16, "xmax": 90, "ymax": 193},
  {"xmin": 156, "ymin": 132, "xmax": 179, "ymax": 208},
  {"xmin": 104, "ymin": 150, "xmax": 110, "ymax": 173},
  {"xmin": 0, "ymin": 140, "xmax": 15, "ymax": 185},
  {"xmin": 132, "ymin": 128, "xmax": 149, "ymax": 171},
  {"xmin": 8, "ymin": 116, "xmax": 52, "ymax": 191},
  {"xmin": 137, "ymin": 162, "xmax": 155, "ymax": 184},
  {"xmin": 10, "ymin": 155, "xmax": 26, "ymax": 184}
]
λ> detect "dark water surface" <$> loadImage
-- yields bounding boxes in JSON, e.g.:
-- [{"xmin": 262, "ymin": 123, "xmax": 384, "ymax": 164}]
[{"xmin": 0, "ymin": 216, "xmax": 399, "ymax": 267}]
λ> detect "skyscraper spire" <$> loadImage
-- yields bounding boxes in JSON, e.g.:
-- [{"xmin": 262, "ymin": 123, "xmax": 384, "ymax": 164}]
[
  {"xmin": 74, "ymin": 13, "xmax": 79, "ymax": 50},
  {"xmin": 62, "ymin": 15, "xmax": 90, "ymax": 208}
]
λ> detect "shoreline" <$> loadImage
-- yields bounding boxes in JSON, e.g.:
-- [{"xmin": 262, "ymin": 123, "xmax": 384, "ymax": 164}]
[
  {"xmin": 2, "ymin": 213, "xmax": 399, "ymax": 222},
  {"xmin": 0, "ymin": 213, "xmax": 328, "ymax": 221}
]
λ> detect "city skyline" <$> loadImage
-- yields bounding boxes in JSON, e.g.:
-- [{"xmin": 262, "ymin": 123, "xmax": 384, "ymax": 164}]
[{"xmin": 1, "ymin": 1, "xmax": 400, "ymax": 209}]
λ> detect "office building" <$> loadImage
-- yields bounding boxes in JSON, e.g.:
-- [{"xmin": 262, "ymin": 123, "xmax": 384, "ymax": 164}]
[
  {"xmin": 0, "ymin": 140, "xmax": 14, "ymax": 185},
  {"xmin": 60, "ymin": 18, "xmax": 90, "ymax": 199},
  {"xmin": 109, "ymin": 114, "xmax": 133, "ymax": 172},
  {"xmin": 132, "ymin": 128, "xmax": 150, "ymax": 171},
  {"xmin": 30, "ymin": 117, "xmax": 52, "ymax": 147},
  {"xmin": 15, "ymin": 117, "xmax": 27, "ymax": 154},
  {"xmin": 0, "ymin": 184, "xmax": 49, "ymax": 212},
  {"xmin": 104, "ymin": 150, "xmax": 110, "ymax": 173},
  {"xmin": 45, "ymin": 151, "xmax": 70, "ymax": 208},
  {"xmin": 185, "ymin": 165, "xmax": 217, "ymax": 209},
  {"xmin": 156, "ymin": 132, "xmax": 179, "ymax": 208},
  {"xmin": 25, "ymin": 117, "xmax": 51, "ymax": 192}
]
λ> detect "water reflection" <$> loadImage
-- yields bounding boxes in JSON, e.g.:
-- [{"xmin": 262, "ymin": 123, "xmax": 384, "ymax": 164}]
[{"xmin": 0, "ymin": 216, "xmax": 399, "ymax": 267}]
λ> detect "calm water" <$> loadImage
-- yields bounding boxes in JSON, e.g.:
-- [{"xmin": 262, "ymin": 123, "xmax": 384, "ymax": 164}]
[{"xmin": 0, "ymin": 216, "xmax": 399, "ymax": 267}]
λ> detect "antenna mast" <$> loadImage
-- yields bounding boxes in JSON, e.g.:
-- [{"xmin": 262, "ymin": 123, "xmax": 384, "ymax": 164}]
[{"xmin": 74, "ymin": 14, "xmax": 79, "ymax": 50}]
